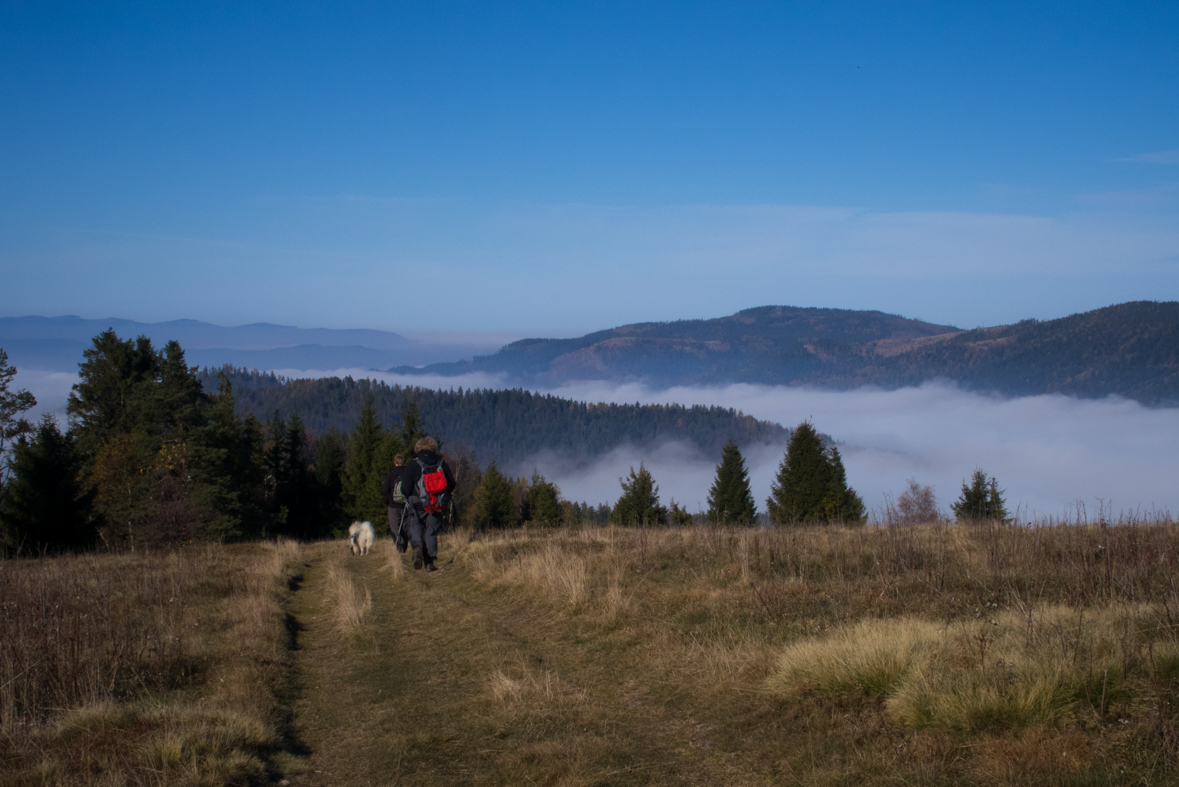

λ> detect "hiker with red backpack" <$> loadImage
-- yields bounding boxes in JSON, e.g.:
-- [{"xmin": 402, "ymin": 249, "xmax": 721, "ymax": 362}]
[{"xmin": 401, "ymin": 437, "xmax": 455, "ymax": 572}]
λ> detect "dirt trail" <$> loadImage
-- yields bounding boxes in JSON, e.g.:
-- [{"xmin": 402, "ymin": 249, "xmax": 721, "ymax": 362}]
[{"xmin": 283, "ymin": 540, "xmax": 740, "ymax": 786}]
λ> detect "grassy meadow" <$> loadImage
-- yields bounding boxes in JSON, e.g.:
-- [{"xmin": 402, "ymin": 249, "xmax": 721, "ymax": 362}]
[{"xmin": 3, "ymin": 519, "xmax": 1178, "ymax": 785}]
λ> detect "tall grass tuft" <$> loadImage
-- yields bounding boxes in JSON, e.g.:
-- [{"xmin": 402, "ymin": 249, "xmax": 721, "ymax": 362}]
[
  {"xmin": 325, "ymin": 557, "xmax": 372, "ymax": 631},
  {"xmin": 769, "ymin": 604, "xmax": 1179, "ymax": 733}
]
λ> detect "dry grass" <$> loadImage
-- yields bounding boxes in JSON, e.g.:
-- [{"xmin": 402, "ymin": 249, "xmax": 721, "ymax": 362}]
[
  {"xmin": 451, "ymin": 519, "xmax": 1179, "ymax": 784},
  {"xmin": 324, "ymin": 550, "xmax": 372, "ymax": 632},
  {"xmin": 0, "ymin": 540, "xmax": 302, "ymax": 786},
  {"xmin": 769, "ymin": 604, "xmax": 1179, "ymax": 733},
  {"xmin": 7, "ymin": 518, "xmax": 1179, "ymax": 785}
]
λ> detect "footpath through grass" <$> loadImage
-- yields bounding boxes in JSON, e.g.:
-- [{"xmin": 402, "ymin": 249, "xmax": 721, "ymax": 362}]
[{"xmin": 287, "ymin": 536, "xmax": 748, "ymax": 786}]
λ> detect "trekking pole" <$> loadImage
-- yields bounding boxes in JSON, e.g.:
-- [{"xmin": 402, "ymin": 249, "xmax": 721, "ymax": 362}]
[{"xmin": 395, "ymin": 505, "xmax": 407, "ymax": 548}]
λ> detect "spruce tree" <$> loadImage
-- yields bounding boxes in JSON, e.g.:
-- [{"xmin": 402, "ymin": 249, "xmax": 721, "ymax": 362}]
[
  {"xmin": 0, "ymin": 348, "xmax": 36, "ymax": 500},
  {"xmin": 707, "ymin": 439, "xmax": 757, "ymax": 524},
  {"xmin": 952, "ymin": 469, "xmax": 1008, "ymax": 522},
  {"xmin": 0, "ymin": 415, "xmax": 95, "ymax": 553},
  {"xmin": 823, "ymin": 447, "xmax": 865, "ymax": 523},
  {"xmin": 342, "ymin": 397, "xmax": 385, "ymax": 524},
  {"xmin": 668, "ymin": 499, "xmax": 693, "ymax": 526},
  {"xmin": 767, "ymin": 422, "xmax": 831, "ymax": 524},
  {"xmin": 525, "ymin": 471, "xmax": 561, "ymax": 526},
  {"xmin": 767, "ymin": 422, "xmax": 864, "ymax": 524},
  {"xmin": 475, "ymin": 461, "xmax": 516, "ymax": 529},
  {"xmin": 613, "ymin": 463, "xmax": 667, "ymax": 526}
]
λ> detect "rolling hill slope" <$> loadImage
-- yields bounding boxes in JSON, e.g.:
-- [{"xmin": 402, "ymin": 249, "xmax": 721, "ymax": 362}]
[{"xmin": 399, "ymin": 302, "xmax": 1179, "ymax": 404}]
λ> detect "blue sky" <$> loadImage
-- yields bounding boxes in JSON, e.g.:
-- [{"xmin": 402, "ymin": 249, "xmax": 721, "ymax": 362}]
[{"xmin": 2, "ymin": 1, "xmax": 1177, "ymax": 335}]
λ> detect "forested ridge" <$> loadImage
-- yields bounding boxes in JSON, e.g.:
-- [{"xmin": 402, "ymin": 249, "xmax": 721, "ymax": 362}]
[
  {"xmin": 202, "ymin": 367, "xmax": 789, "ymax": 468},
  {"xmin": 401, "ymin": 301, "xmax": 1179, "ymax": 404},
  {"xmin": 846, "ymin": 301, "xmax": 1179, "ymax": 402}
]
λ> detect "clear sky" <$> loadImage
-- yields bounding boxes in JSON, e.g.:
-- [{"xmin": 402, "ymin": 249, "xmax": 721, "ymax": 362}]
[{"xmin": 2, "ymin": 1, "xmax": 1177, "ymax": 335}]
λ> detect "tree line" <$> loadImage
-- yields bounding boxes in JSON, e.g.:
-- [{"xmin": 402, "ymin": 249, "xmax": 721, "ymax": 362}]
[
  {"xmin": 199, "ymin": 367, "xmax": 788, "ymax": 467},
  {"xmin": 0, "ymin": 331, "xmax": 1010, "ymax": 554}
]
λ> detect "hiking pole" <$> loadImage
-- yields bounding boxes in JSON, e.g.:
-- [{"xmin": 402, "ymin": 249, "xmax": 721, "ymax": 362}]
[{"xmin": 396, "ymin": 506, "xmax": 408, "ymax": 549}]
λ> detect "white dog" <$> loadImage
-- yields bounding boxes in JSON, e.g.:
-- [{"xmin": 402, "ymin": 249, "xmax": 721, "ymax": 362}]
[{"xmin": 348, "ymin": 520, "xmax": 375, "ymax": 556}]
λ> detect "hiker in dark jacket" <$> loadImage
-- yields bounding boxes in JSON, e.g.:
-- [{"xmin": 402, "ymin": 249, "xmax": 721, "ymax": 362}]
[
  {"xmin": 401, "ymin": 437, "xmax": 456, "ymax": 572},
  {"xmin": 382, "ymin": 454, "xmax": 409, "ymax": 553}
]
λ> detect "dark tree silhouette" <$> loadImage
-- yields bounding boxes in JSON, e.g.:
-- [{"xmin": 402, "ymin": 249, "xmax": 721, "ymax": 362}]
[{"xmin": 707, "ymin": 439, "xmax": 757, "ymax": 524}]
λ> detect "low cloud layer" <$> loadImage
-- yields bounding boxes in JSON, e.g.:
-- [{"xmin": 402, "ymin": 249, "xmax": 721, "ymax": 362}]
[
  {"xmin": 20, "ymin": 365, "xmax": 1179, "ymax": 520},
  {"xmin": 309, "ymin": 370, "xmax": 1179, "ymax": 519},
  {"xmin": 525, "ymin": 380, "xmax": 1179, "ymax": 520}
]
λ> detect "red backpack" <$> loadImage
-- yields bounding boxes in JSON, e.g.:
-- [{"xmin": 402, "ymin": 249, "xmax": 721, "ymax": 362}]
[{"xmin": 414, "ymin": 457, "xmax": 450, "ymax": 513}]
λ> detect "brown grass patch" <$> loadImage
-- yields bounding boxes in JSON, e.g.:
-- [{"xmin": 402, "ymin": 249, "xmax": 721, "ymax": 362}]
[{"xmin": 0, "ymin": 540, "xmax": 302, "ymax": 785}]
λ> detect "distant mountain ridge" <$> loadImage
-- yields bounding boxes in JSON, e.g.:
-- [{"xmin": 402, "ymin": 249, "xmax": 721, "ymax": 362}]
[
  {"xmin": 0, "ymin": 315, "xmax": 498, "ymax": 372},
  {"xmin": 398, "ymin": 302, "xmax": 1179, "ymax": 404}
]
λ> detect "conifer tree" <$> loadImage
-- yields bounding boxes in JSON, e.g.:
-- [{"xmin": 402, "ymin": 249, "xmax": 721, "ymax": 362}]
[
  {"xmin": 823, "ymin": 447, "xmax": 865, "ymax": 523},
  {"xmin": 525, "ymin": 471, "xmax": 561, "ymax": 526},
  {"xmin": 342, "ymin": 397, "xmax": 385, "ymax": 523},
  {"xmin": 613, "ymin": 463, "xmax": 667, "ymax": 526},
  {"xmin": 398, "ymin": 400, "xmax": 426, "ymax": 453},
  {"xmin": 0, "ymin": 415, "xmax": 95, "ymax": 553},
  {"xmin": 668, "ymin": 499, "xmax": 693, "ymax": 526},
  {"xmin": 313, "ymin": 429, "xmax": 349, "ymax": 535},
  {"xmin": 707, "ymin": 439, "xmax": 757, "ymax": 524},
  {"xmin": 767, "ymin": 422, "xmax": 864, "ymax": 524},
  {"xmin": 951, "ymin": 469, "xmax": 1008, "ymax": 521},
  {"xmin": 0, "ymin": 348, "xmax": 36, "ymax": 500},
  {"xmin": 475, "ymin": 460, "xmax": 516, "ymax": 529}
]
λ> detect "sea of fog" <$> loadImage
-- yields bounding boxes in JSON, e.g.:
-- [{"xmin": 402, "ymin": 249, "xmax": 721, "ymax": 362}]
[{"xmin": 18, "ymin": 367, "xmax": 1179, "ymax": 521}]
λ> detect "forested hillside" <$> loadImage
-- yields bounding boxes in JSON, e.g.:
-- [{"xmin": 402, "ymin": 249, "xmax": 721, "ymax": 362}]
[
  {"xmin": 203, "ymin": 368, "xmax": 788, "ymax": 468},
  {"xmin": 848, "ymin": 301, "xmax": 1179, "ymax": 402},
  {"xmin": 399, "ymin": 301, "xmax": 1179, "ymax": 404},
  {"xmin": 408, "ymin": 305, "xmax": 957, "ymax": 385}
]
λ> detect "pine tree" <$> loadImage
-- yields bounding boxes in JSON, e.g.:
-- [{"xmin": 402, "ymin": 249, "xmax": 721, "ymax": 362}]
[
  {"xmin": 0, "ymin": 415, "xmax": 95, "ymax": 553},
  {"xmin": 525, "ymin": 471, "xmax": 561, "ymax": 526},
  {"xmin": 342, "ymin": 397, "xmax": 385, "ymax": 524},
  {"xmin": 767, "ymin": 422, "xmax": 864, "ymax": 524},
  {"xmin": 192, "ymin": 374, "xmax": 265, "ymax": 541},
  {"xmin": 398, "ymin": 400, "xmax": 426, "ymax": 452},
  {"xmin": 613, "ymin": 463, "xmax": 667, "ymax": 526},
  {"xmin": 0, "ymin": 348, "xmax": 36, "ymax": 500},
  {"xmin": 766, "ymin": 422, "xmax": 830, "ymax": 524},
  {"xmin": 707, "ymin": 439, "xmax": 757, "ymax": 524},
  {"xmin": 475, "ymin": 461, "xmax": 516, "ymax": 529},
  {"xmin": 313, "ymin": 429, "xmax": 349, "ymax": 535},
  {"xmin": 822, "ymin": 447, "xmax": 865, "ymax": 523},
  {"xmin": 668, "ymin": 499, "xmax": 693, "ymax": 526},
  {"xmin": 952, "ymin": 469, "xmax": 1008, "ymax": 522}
]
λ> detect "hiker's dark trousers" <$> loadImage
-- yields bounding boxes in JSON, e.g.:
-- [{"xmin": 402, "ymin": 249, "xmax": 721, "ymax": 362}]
[
  {"xmin": 388, "ymin": 505, "xmax": 407, "ymax": 547},
  {"xmin": 406, "ymin": 507, "xmax": 441, "ymax": 563}
]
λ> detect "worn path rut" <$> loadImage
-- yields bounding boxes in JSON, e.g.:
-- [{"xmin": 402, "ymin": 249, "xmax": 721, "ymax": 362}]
[{"xmin": 281, "ymin": 539, "xmax": 748, "ymax": 786}]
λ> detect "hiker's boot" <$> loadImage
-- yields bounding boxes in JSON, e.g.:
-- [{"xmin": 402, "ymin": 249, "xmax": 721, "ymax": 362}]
[
  {"xmin": 396, "ymin": 540, "xmax": 408, "ymax": 554},
  {"xmin": 425, "ymin": 563, "xmax": 438, "ymax": 573},
  {"xmin": 412, "ymin": 546, "xmax": 423, "ymax": 570}
]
